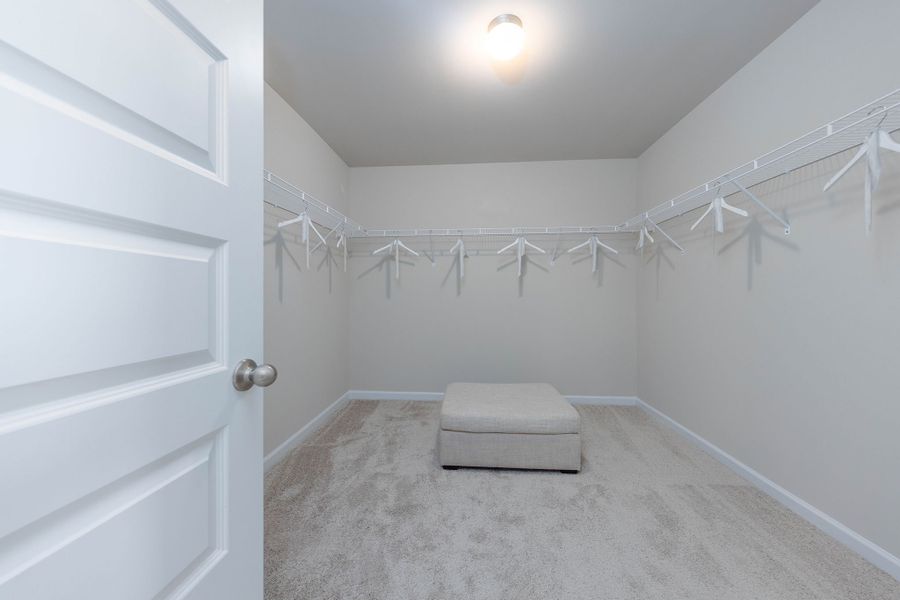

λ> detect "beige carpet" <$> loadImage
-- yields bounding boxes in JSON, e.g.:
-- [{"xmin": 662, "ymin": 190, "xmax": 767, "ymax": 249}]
[{"xmin": 265, "ymin": 401, "xmax": 900, "ymax": 600}]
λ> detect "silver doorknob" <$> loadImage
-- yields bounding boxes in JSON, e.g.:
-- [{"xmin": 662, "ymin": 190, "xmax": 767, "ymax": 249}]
[{"xmin": 233, "ymin": 359, "xmax": 278, "ymax": 391}]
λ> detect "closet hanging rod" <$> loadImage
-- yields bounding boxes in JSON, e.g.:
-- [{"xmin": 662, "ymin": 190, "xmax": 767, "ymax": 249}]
[
  {"xmin": 264, "ymin": 170, "xmax": 623, "ymax": 239},
  {"xmin": 264, "ymin": 170, "xmax": 366, "ymax": 235},
  {"xmin": 619, "ymin": 87, "xmax": 900, "ymax": 231},
  {"xmin": 359, "ymin": 225, "xmax": 622, "ymax": 238},
  {"xmin": 263, "ymin": 86, "xmax": 900, "ymax": 243}
]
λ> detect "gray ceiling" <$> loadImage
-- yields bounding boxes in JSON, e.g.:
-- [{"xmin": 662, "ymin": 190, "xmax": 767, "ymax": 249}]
[{"xmin": 265, "ymin": 0, "xmax": 818, "ymax": 167}]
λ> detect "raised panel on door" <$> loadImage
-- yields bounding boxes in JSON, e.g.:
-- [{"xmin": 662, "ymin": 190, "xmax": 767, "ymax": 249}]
[
  {"xmin": 0, "ymin": 194, "xmax": 224, "ymax": 404},
  {"xmin": 0, "ymin": 431, "xmax": 226, "ymax": 599},
  {"xmin": 0, "ymin": 0, "xmax": 263, "ymax": 598},
  {"xmin": 0, "ymin": 0, "xmax": 226, "ymax": 178}
]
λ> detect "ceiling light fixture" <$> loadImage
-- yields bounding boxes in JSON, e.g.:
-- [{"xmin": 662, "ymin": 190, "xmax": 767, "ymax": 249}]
[{"xmin": 487, "ymin": 14, "xmax": 524, "ymax": 61}]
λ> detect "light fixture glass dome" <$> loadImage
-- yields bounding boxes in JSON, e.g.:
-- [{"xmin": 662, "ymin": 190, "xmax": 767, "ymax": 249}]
[{"xmin": 487, "ymin": 14, "xmax": 524, "ymax": 61}]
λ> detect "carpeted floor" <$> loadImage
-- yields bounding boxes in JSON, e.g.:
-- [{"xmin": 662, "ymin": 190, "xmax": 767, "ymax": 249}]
[{"xmin": 265, "ymin": 401, "xmax": 900, "ymax": 600}]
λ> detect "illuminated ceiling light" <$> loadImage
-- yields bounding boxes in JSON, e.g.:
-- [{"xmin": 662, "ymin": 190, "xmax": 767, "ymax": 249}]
[{"xmin": 487, "ymin": 14, "xmax": 524, "ymax": 61}]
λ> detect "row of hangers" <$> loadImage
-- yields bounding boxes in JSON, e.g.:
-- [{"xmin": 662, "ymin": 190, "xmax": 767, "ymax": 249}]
[
  {"xmin": 274, "ymin": 118, "xmax": 900, "ymax": 279},
  {"xmin": 634, "ymin": 119, "xmax": 900, "ymax": 254},
  {"xmin": 823, "ymin": 117, "xmax": 900, "ymax": 233},
  {"xmin": 277, "ymin": 210, "xmax": 349, "ymax": 271},
  {"xmin": 274, "ymin": 214, "xmax": 623, "ymax": 280}
]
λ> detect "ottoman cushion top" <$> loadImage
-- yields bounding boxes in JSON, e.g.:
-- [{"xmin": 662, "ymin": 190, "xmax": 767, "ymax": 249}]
[{"xmin": 441, "ymin": 383, "xmax": 580, "ymax": 435}]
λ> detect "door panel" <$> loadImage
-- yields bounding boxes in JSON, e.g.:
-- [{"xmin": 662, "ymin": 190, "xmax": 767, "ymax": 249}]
[
  {"xmin": 0, "ymin": 431, "xmax": 225, "ymax": 599},
  {"xmin": 0, "ymin": 196, "xmax": 223, "ymax": 389},
  {"xmin": 0, "ymin": 0, "xmax": 226, "ymax": 176},
  {"xmin": 0, "ymin": 0, "xmax": 262, "ymax": 598}
]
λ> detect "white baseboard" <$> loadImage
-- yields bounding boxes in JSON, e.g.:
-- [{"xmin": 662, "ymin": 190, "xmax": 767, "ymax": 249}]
[
  {"xmin": 346, "ymin": 390, "xmax": 444, "ymax": 401},
  {"xmin": 635, "ymin": 397, "xmax": 900, "ymax": 582},
  {"xmin": 264, "ymin": 392, "xmax": 351, "ymax": 473},
  {"xmin": 567, "ymin": 395, "xmax": 638, "ymax": 406},
  {"xmin": 346, "ymin": 390, "xmax": 638, "ymax": 406}
]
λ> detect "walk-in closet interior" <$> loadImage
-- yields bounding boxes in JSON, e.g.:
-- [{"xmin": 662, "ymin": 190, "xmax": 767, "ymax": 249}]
[
  {"xmin": 2, "ymin": 1, "xmax": 899, "ymax": 599},
  {"xmin": 261, "ymin": 1, "xmax": 900, "ymax": 598}
]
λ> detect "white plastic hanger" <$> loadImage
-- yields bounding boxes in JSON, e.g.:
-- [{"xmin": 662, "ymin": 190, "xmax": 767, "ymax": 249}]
[
  {"xmin": 690, "ymin": 195, "xmax": 748, "ymax": 233},
  {"xmin": 336, "ymin": 228, "xmax": 348, "ymax": 272},
  {"xmin": 636, "ymin": 225, "xmax": 654, "ymax": 251},
  {"xmin": 498, "ymin": 236, "xmax": 545, "ymax": 278},
  {"xmin": 635, "ymin": 215, "xmax": 685, "ymax": 254},
  {"xmin": 823, "ymin": 126, "xmax": 900, "ymax": 233},
  {"xmin": 278, "ymin": 210, "xmax": 327, "ymax": 267},
  {"xmin": 449, "ymin": 237, "xmax": 467, "ymax": 278},
  {"xmin": 548, "ymin": 232, "xmax": 563, "ymax": 266},
  {"xmin": 373, "ymin": 239, "xmax": 419, "ymax": 280},
  {"xmin": 729, "ymin": 178, "xmax": 791, "ymax": 234},
  {"xmin": 567, "ymin": 235, "xmax": 618, "ymax": 273},
  {"xmin": 422, "ymin": 235, "xmax": 434, "ymax": 266},
  {"xmin": 310, "ymin": 222, "xmax": 343, "ymax": 254},
  {"xmin": 277, "ymin": 211, "xmax": 309, "ymax": 239}
]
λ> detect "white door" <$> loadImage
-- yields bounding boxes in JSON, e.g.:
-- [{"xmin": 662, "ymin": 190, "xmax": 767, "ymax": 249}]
[{"xmin": 0, "ymin": 1, "xmax": 264, "ymax": 599}]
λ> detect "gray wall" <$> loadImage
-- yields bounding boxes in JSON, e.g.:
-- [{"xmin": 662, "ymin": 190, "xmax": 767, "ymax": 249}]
[
  {"xmin": 636, "ymin": 0, "xmax": 900, "ymax": 558},
  {"xmin": 263, "ymin": 84, "xmax": 350, "ymax": 456},
  {"xmin": 348, "ymin": 160, "xmax": 638, "ymax": 396}
]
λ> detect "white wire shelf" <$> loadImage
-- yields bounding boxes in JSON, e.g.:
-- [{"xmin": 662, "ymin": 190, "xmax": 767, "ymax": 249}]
[
  {"xmin": 347, "ymin": 229, "xmax": 635, "ymax": 258},
  {"xmin": 264, "ymin": 169, "xmax": 623, "ymax": 239},
  {"xmin": 621, "ymin": 87, "xmax": 900, "ymax": 231},
  {"xmin": 264, "ymin": 86, "xmax": 900, "ymax": 245},
  {"xmin": 360, "ymin": 225, "xmax": 622, "ymax": 238},
  {"xmin": 264, "ymin": 171, "xmax": 366, "ymax": 236}
]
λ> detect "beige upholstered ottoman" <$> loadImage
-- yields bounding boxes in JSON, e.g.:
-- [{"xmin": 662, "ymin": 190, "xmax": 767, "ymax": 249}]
[{"xmin": 439, "ymin": 383, "xmax": 581, "ymax": 472}]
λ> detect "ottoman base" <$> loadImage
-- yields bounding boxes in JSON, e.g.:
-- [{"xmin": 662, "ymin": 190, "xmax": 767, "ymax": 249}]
[{"xmin": 439, "ymin": 429, "xmax": 581, "ymax": 472}]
